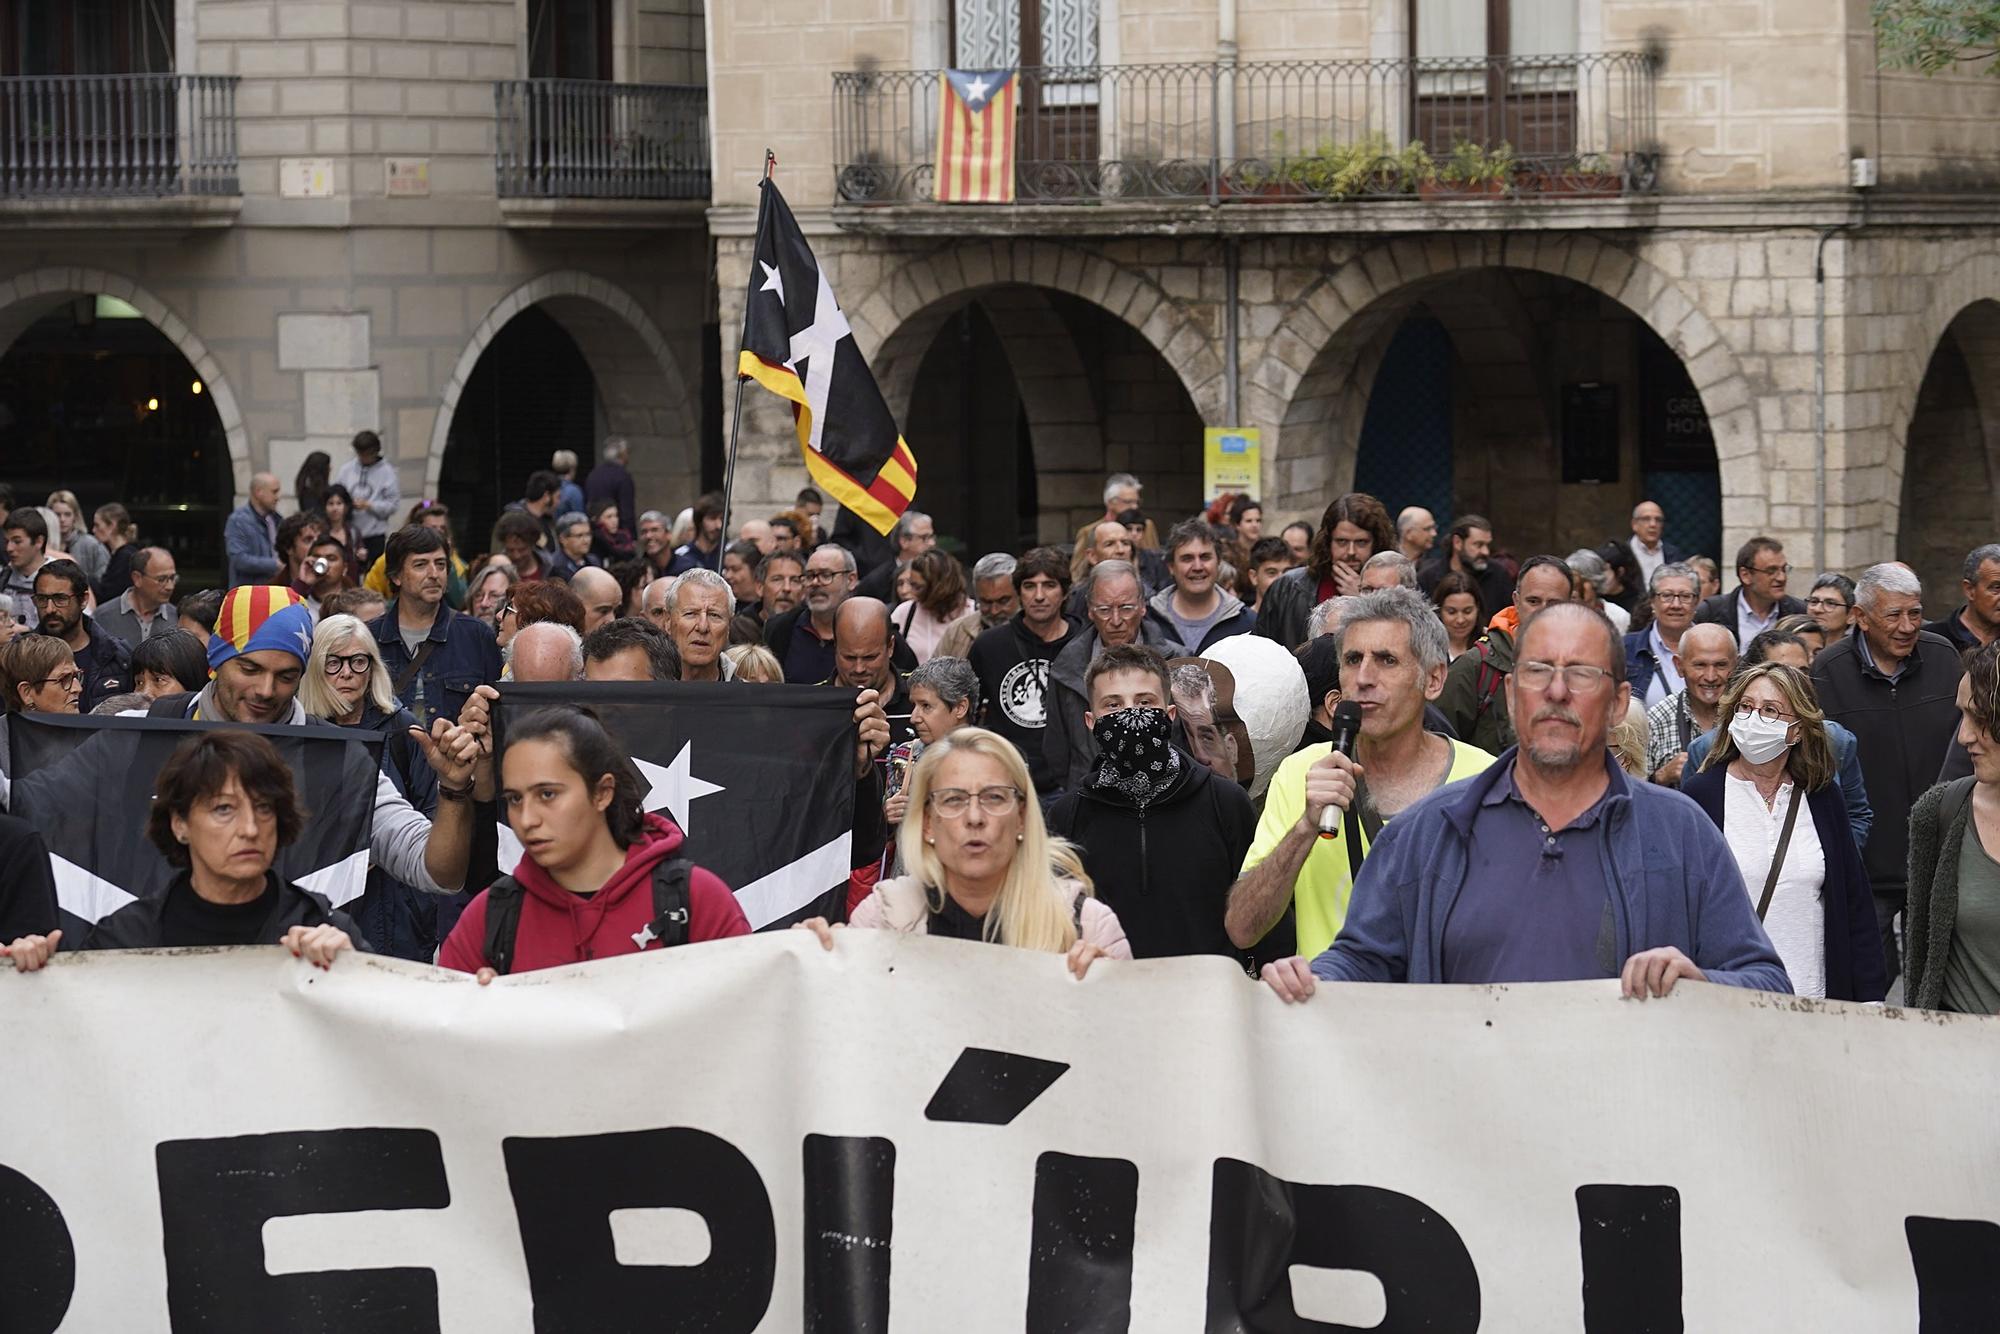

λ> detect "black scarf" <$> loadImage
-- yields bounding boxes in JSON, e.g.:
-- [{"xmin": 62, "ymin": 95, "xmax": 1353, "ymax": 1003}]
[{"xmin": 1085, "ymin": 707, "xmax": 1182, "ymax": 806}]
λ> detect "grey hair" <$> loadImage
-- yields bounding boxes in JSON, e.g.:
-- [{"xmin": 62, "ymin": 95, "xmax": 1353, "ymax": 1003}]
[
  {"xmin": 810, "ymin": 542, "xmax": 856, "ymax": 575},
  {"xmin": 1566, "ymin": 549, "xmax": 1612, "ymax": 595},
  {"xmin": 909, "ymin": 655, "xmax": 981, "ymax": 719},
  {"xmin": 555, "ymin": 510, "xmax": 589, "ymax": 534},
  {"xmin": 893, "ymin": 510, "xmax": 931, "ymax": 544},
  {"xmin": 503, "ymin": 621, "xmax": 584, "ymax": 678},
  {"xmin": 1083, "ymin": 558, "xmax": 1141, "ymax": 602},
  {"xmin": 1855, "ymin": 562, "xmax": 1921, "ymax": 611},
  {"xmin": 1650, "ymin": 561, "xmax": 1700, "ymax": 595},
  {"xmin": 971, "ymin": 552, "xmax": 1018, "ymax": 583},
  {"xmin": 1963, "ymin": 544, "xmax": 2000, "ymax": 583},
  {"xmin": 601, "ymin": 436, "xmax": 629, "ymax": 463},
  {"xmin": 1338, "ymin": 586, "xmax": 1451, "ymax": 674},
  {"xmin": 1360, "ymin": 550, "xmax": 1419, "ymax": 589},
  {"xmin": 1395, "ymin": 507, "xmax": 1431, "ymax": 539},
  {"xmin": 668, "ymin": 566, "xmax": 736, "ymax": 618},
  {"xmin": 639, "ymin": 509, "xmax": 667, "ymax": 527},
  {"xmin": 1307, "ymin": 595, "xmax": 1361, "ymax": 641},
  {"xmin": 1103, "ymin": 472, "xmax": 1141, "ymax": 505},
  {"xmin": 550, "ymin": 449, "xmax": 578, "ymax": 474}
]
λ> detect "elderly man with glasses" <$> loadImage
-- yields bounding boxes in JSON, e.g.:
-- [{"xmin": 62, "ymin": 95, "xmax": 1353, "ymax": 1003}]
[
  {"xmin": 95, "ymin": 546, "xmax": 180, "ymax": 650},
  {"xmin": 1043, "ymin": 558, "xmax": 1175, "ymax": 795},
  {"xmin": 1625, "ymin": 562, "xmax": 1701, "ymax": 708},
  {"xmin": 1260, "ymin": 600, "xmax": 1791, "ymax": 1001}
]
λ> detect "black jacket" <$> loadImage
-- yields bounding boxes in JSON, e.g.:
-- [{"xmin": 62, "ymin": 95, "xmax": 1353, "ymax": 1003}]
[
  {"xmin": 86, "ymin": 872, "xmax": 366, "ymax": 951},
  {"xmin": 0, "ymin": 813, "xmax": 57, "ymax": 943},
  {"xmin": 766, "ymin": 605, "xmax": 918, "ymax": 685},
  {"xmin": 1047, "ymin": 756, "xmax": 1285, "ymax": 968},
  {"xmin": 1810, "ymin": 630, "xmax": 1964, "ymax": 898},
  {"xmin": 1682, "ymin": 766, "xmax": 1887, "ymax": 1002},
  {"xmin": 1253, "ymin": 567, "xmax": 1317, "ymax": 650},
  {"xmin": 69, "ymin": 619, "xmax": 133, "ymax": 712},
  {"xmin": 1692, "ymin": 588, "xmax": 1808, "ymax": 633},
  {"xmin": 1416, "ymin": 551, "xmax": 1516, "ymax": 613},
  {"xmin": 967, "ymin": 613, "xmax": 1078, "ymax": 793}
]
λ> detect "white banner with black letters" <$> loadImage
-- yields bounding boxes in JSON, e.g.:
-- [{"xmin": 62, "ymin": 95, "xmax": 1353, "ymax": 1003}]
[{"xmin": 2, "ymin": 935, "xmax": 1996, "ymax": 1332}]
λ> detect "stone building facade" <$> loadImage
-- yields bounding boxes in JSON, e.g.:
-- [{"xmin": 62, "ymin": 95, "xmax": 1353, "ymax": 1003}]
[
  {"xmin": 0, "ymin": 0, "xmax": 712, "ymax": 580},
  {"xmin": 711, "ymin": 0, "xmax": 2000, "ymax": 595}
]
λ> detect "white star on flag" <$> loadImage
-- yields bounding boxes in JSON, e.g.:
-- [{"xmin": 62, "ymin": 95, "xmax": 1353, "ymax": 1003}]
[
  {"xmin": 758, "ymin": 259, "xmax": 785, "ymax": 306},
  {"xmin": 965, "ymin": 74, "xmax": 992, "ymax": 103},
  {"xmin": 633, "ymin": 742, "xmax": 725, "ymax": 833},
  {"xmin": 787, "ymin": 266, "xmax": 853, "ymax": 451}
]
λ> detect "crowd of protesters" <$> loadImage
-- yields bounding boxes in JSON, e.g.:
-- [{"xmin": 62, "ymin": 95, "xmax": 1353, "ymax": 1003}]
[{"xmin": 4, "ymin": 434, "xmax": 1999, "ymax": 1019}]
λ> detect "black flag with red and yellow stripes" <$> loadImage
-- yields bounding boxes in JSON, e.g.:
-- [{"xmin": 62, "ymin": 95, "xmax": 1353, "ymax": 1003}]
[{"xmin": 737, "ymin": 177, "xmax": 917, "ymax": 536}]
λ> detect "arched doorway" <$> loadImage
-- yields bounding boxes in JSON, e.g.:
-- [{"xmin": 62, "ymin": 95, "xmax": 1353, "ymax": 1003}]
[
  {"xmin": 432, "ymin": 272, "xmax": 699, "ymax": 554},
  {"xmin": 0, "ymin": 287, "xmax": 236, "ymax": 587},
  {"xmin": 1290, "ymin": 266, "xmax": 1724, "ymax": 566},
  {"xmin": 1898, "ymin": 300, "xmax": 2000, "ymax": 599},
  {"xmin": 876, "ymin": 283, "xmax": 1208, "ymax": 555}
]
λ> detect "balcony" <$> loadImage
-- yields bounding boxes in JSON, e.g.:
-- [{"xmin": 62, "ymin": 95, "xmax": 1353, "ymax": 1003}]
[
  {"xmin": 495, "ymin": 78, "xmax": 708, "ymax": 226},
  {"xmin": 832, "ymin": 54, "xmax": 1658, "ymax": 212},
  {"xmin": 0, "ymin": 73, "xmax": 238, "ymax": 220}
]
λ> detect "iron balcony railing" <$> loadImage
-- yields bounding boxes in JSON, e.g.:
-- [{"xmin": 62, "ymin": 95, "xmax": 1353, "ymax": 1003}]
[
  {"xmin": 834, "ymin": 53, "xmax": 1658, "ymax": 204},
  {"xmin": 0, "ymin": 73, "xmax": 238, "ymax": 198},
  {"xmin": 495, "ymin": 79, "xmax": 709, "ymax": 200}
]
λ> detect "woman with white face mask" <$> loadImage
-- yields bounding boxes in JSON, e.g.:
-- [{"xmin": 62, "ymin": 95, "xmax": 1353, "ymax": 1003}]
[{"xmin": 1681, "ymin": 663, "xmax": 1886, "ymax": 1001}]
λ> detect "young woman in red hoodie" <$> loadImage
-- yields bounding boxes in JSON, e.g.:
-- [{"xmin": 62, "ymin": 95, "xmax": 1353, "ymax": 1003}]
[{"xmin": 439, "ymin": 707, "xmax": 749, "ymax": 980}]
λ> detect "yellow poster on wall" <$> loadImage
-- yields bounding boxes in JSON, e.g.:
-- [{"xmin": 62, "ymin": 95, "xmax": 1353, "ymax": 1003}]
[{"xmin": 1203, "ymin": 427, "xmax": 1261, "ymax": 502}]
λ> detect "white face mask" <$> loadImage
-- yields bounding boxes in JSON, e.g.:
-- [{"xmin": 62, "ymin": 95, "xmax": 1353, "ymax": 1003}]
[{"xmin": 1729, "ymin": 710, "xmax": 1793, "ymax": 765}]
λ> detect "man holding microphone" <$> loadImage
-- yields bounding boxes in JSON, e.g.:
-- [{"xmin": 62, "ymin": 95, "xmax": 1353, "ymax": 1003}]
[{"xmin": 1226, "ymin": 588, "xmax": 1494, "ymax": 960}]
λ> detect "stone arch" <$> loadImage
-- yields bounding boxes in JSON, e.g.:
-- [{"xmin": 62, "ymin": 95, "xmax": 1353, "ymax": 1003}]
[
  {"xmin": 0, "ymin": 265, "xmax": 251, "ymax": 496},
  {"xmin": 847, "ymin": 240, "xmax": 1230, "ymax": 424},
  {"xmin": 428, "ymin": 270, "xmax": 699, "ymax": 504},
  {"xmin": 1255, "ymin": 235, "xmax": 1760, "ymax": 538},
  {"xmin": 1895, "ymin": 295, "xmax": 2000, "ymax": 595},
  {"xmin": 1881, "ymin": 249, "xmax": 2000, "ymax": 554}
]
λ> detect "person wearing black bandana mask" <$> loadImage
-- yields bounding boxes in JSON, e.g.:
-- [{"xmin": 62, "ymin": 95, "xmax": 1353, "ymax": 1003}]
[{"xmin": 1046, "ymin": 643, "xmax": 1276, "ymax": 967}]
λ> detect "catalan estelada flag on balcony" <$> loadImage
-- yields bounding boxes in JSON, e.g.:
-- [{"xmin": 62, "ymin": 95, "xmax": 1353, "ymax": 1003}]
[
  {"xmin": 934, "ymin": 68, "xmax": 1017, "ymax": 203},
  {"xmin": 737, "ymin": 177, "xmax": 917, "ymax": 536}
]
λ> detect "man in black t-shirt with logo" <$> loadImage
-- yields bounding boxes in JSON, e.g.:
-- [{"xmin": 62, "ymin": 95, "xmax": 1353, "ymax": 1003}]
[{"xmin": 968, "ymin": 546, "xmax": 1077, "ymax": 799}]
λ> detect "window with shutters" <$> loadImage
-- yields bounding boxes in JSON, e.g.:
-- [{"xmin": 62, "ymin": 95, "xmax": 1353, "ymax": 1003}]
[
  {"xmin": 952, "ymin": 0, "xmax": 1098, "ymax": 70},
  {"xmin": 529, "ymin": 0, "xmax": 613, "ymax": 81},
  {"xmin": 1413, "ymin": 0, "xmax": 1580, "ymax": 157},
  {"xmin": 949, "ymin": 0, "xmax": 1101, "ymax": 180}
]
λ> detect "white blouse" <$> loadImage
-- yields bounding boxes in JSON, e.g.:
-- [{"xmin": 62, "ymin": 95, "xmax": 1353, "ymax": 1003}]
[{"xmin": 1723, "ymin": 774, "xmax": 1827, "ymax": 999}]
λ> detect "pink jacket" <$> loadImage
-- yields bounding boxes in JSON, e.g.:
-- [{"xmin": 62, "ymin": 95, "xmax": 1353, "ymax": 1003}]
[{"xmin": 853, "ymin": 875, "xmax": 1133, "ymax": 957}]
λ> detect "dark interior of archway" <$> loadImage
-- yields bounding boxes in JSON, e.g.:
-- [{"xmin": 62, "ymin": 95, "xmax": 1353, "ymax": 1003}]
[
  {"xmin": 441, "ymin": 305, "xmax": 596, "ymax": 556},
  {"xmin": 903, "ymin": 301, "xmax": 1039, "ymax": 556},
  {"xmin": 1353, "ymin": 271, "xmax": 1723, "ymax": 565},
  {"xmin": 0, "ymin": 298, "xmax": 230, "ymax": 586},
  {"xmin": 1899, "ymin": 325, "xmax": 1994, "ymax": 600}
]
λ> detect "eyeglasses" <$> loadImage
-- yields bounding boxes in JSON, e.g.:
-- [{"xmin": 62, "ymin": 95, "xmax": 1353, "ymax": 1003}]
[
  {"xmin": 495, "ymin": 598, "xmax": 515, "ymax": 624},
  {"xmin": 803, "ymin": 569, "xmax": 847, "ymax": 584},
  {"xmin": 28, "ymin": 592, "xmax": 76, "ymax": 606},
  {"xmin": 1735, "ymin": 702, "xmax": 1796, "ymax": 723},
  {"xmin": 1652, "ymin": 591, "xmax": 1696, "ymax": 604},
  {"xmin": 1750, "ymin": 564, "xmax": 1793, "ymax": 577},
  {"xmin": 35, "ymin": 669, "xmax": 82, "ymax": 691},
  {"xmin": 323, "ymin": 652, "xmax": 373, "ymax": 677},
  {"xmin": 1804, "ymin": 596, "xmax": 1848, "ymax": 611},
  {"xmin": 929, "ymin": 785, "xmax": 1024, "ymax": 818},
  {"xmin": 1515, "ymin": 661, "xmax": 1616, "ymax": 694},
  {"xmin": 141, "ymin": 570, "xmax": 179, "ymax": 585},
  {"xmin": 1089, "ymin": 602, "xmax": 1142, "ymax": 619}
]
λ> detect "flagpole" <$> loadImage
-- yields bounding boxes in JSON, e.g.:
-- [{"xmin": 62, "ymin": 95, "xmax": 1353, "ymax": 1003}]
[{"xmin": 721, "ymin": 148, "xmax": 777, "ymax": 553}]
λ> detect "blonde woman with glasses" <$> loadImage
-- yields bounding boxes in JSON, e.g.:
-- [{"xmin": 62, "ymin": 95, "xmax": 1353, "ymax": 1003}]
[
  {"xmin": 300, "ymin": 613, "xmax": 457, "ymax": 960},
  {"xmin": 1683, "ymin": 662, "xmax": 1885, "ymax": 1001},
  {"xmin": 798, "ymin": 727, "xmax": 1130, "ymax": 978}
]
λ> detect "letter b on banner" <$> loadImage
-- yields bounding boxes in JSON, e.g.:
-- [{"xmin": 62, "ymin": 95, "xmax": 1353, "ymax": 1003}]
[{"xmin": 1206, "ymin": 1158, "xmax": 1480, "ymax": 1332}]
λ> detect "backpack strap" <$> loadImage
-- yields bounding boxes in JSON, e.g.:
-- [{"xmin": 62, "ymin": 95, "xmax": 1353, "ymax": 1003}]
[
  {"xmin": 1473, "ymin": 640, "xmax": 1503, "ymax": 720},
  {"xmin": 631, "ymin": 857, "xmax": 694, "ymax": 951},
  {"xmin": 1940, "ymin": 775, "xmax": 1977, "ymax": 840},
  {"xmin": 482, "ymin": 875, "xmax": 527, "ymax": 977}
]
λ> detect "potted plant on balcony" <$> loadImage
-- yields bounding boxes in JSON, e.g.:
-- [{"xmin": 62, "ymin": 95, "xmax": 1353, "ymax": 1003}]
[
  {"xmin": 1519, "ymin": 152, "xmax": 1625, "ymax": 198},
  {"xmin": 1419, "ymin": 140, "xmax": 1515, "ymax": 198}
]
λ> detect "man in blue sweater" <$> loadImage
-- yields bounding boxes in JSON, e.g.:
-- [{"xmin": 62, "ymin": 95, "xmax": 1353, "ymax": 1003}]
[{"xmin": 1261, "ymin": 600, "xmax": 1791, "ymax": 1002}]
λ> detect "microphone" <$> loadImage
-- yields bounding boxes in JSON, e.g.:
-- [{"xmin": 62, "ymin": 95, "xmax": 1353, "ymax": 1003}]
[{"xmin": 1320, "ymin": 700, "xmax": 1364, "ymax": 838}]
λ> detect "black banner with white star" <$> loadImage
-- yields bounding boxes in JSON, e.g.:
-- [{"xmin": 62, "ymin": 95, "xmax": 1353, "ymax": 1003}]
[
  {"xmin": 738, "ymin": 176, "xmax": 917, "ymax": 536},
  {"xmin": 5, "ymin": 713, "xmax": 381, "ymax": 936},
  {"xmin": 489, "ymin": 683, "xmax": 857, "ymax": 929}
]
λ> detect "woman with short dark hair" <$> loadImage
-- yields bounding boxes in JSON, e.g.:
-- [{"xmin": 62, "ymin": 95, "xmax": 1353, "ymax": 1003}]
[
  {"xmin": 5, "ymin": 732, "xmax": 363, "ymax": 969},
  {"xmin": 131, "ymin": 629, "xmax": 211, "ymax": 698},
  {"xmin": 438, "ymin": 706, "xmax": 747, "ymax": 981}
]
